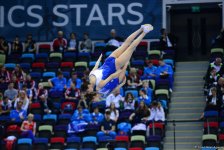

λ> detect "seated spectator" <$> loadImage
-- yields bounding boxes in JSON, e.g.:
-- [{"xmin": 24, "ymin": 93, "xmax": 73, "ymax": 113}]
[
  {"xmin": 0, "ymin": 96, "xmax": 12, "ymax": 116},
  {"xmin": 206, "ymin": 58, "xmax": 224, "ymax": 80},
  {"xmin": 48, "ymin": 71, "xmax": 67, "ymax": 92},
  {"xmin": 204, "ymin": 67, "xmax": 220, "ymax": 93},
  {"xmin": 156, "ymin": 59, "xmax": 174, "ymax": 92},
  {"xmin": 141, "ymin": 80, "xmax": 153, "ymax": 98},
  {"xmin": 80, "ymin": 32, "xmax": 92, "ymax": 52},
  {"xmin": 10, "ymin": 100, "xmax": 27, "ymax": 122},
  {"xmin": 138, "ymin": 89, "xmax": 151, "ymax": 106},
  {"xmin": 97, "ymin": 111, "xmax": 116, "ymax": 139},
  {"xmin": 20, "ymin": 113, "xmax": 36, "ymax": 140},
  {"xmin": 71, "ymin": 106, "xmax": 90, "ymax": 123},
  {"xmin": 67, "ymin": 72, "xmax": 82, "ymax": 89},
  {"xmin": 14, "ymin": 91, "xmax": 29, "ymax": 111},
  {"xmin": 67, "ymin": 32, "xmax": 78, "ymax": 52},
  {"xmin": 141, "ymin": 61, "xmax": 157, "ymax": 80},
  {"xmin": 129, "ymin": 101, "xmax": 150, "ymax": 124},
  {"xmin": 4, "ymin": 83, "xmax": 18, "ymax": 102},
  {"xmin": 12, "ymin": 65, "xmax": 26, "ymax": 89},
  {"xmin": 0, "ymin": 64, "xmax": 10, "ymax": 83},
  {"xmin": 21, "ymin": 85, "xmax": 33, "ymax": 102},
  {"xmin": 148, "ymin": 101, "xmax": 165, "ymax": 122},
  {"xmin": 0, "ymin": 36, "xmax": 8, "ymax": 54},
  {"xmin": 36, "ymin": 83, "xmax": 48, "ymax": 101},
  {"xmin": 11, "ymin": 35, "xmax": 23, "ymax": 55},
  {"xmin": 91, "ymin": 107, "xmax": 104, "ymax": 125},
  {"xmin": 77, "ymin": 93, "xmax": 88, "ymax": 109},
  {"xmin": 11, "ymin": 75, "xmax": 20, "ymax": 89},
  {"xmin": 106, "ymin": 102, "xmax": 119, "ymax": 122},
  {"xmin": 124, "ymin": 92, "xmax": 135, "ymax": 110},
  {"xmin": 205, "ymin": 87, "xmax": 221, "ymax": 111},
  {"xmin": 65, "ymin": 81, "xmax": 81, "ymax": 101},
  {"xmin": 52, "ymin": 30, "xmax": 67, "ymax": 52},
  {"xmin": 39, "ymin": 92, "xmax": 55, "ymax": 114},
  {"xmin": 127, "ymin": 68, "xmax": 142, "ymax": 90},
  {"xmin": 106, "ymin": 89, "xmax": 124, "ymax": 109},
  {"xmin": 24, "ymin": 74, "xmax": 36, "ymax": 95},
  {"xmin": 24, "ymin": 33, "xmax": 36, "ymax": 53},
  {"xmin": 105, "ymin": 29, "xmax": 123, "ymax": 47},
  {"xmin": 159, "ymin": 28, "xmax": 177, "ymax": 50}
]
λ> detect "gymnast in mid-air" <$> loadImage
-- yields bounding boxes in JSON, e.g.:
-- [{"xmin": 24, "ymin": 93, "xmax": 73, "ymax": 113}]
[{"xmin": 89, "ymin": 24, "xmax": 154, "ymax": 96}]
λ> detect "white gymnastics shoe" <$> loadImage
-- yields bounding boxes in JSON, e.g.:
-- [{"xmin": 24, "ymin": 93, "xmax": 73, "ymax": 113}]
[{"xmin": 142, "ymin": 24, "xmax": 154, "ymax": 33}]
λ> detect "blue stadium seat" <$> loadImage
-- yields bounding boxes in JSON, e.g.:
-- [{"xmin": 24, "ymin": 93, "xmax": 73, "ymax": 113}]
[
  {"xmin": 42, "ymin": 72, "xmax": 56, "ymax": 81},
  {"xmin": 125, "ymin": 90, "xmax": 138, "ymax": 98},
  {"xmin": 4, "ymin": 63, "xmax": 16, "ymax": 71},
  {"xmin": 19, "ymin": 63, "xmax": 31, "ymax": 73},
  {"xmin": 21, "ymin": 53, "xmax": 35, "ymax": 63},
  {"xmin": 36, "ymin": 53, "xmax": 48, "ymax": 62}
]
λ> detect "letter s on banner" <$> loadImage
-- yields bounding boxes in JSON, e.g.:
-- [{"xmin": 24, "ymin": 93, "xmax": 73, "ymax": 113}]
[
  {"xmin": 53, "ymin": 4, "xmax": 69, "ymax": 27},
  {"xmin": 127, "ymin": 3, "xmax": 143, "ymax": 25},
  {"xmin": 27, "ymin": 5, "xmax": 43, "ymax": 27},
  {"xmin": 8, "ymin": 5, "xmax": 25, "ymax": 28}
]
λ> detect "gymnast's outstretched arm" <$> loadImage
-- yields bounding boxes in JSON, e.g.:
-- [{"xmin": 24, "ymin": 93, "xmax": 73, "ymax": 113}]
[
  {"xmin": 97, "ymin": 69, "xmax": 123, "ymax": 88},
  {"xmin": 91, "ymin": 54, "xmax": 103, "ymax": 72}
]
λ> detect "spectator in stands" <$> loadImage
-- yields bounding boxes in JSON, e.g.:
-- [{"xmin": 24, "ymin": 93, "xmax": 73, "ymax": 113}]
[
  {"xmin": 106, "ymin": 102, "xmax": 119, "ymax": 122},
  {"xmin": 124, "ymin": 92, "xmax": 135, "ymax": 110},
  {"xmin": 52, "ymin": 31, "xmax": 67, "ymax": 52},
  {"xmin": 106, "ymin": 89, "xmax": 124, "ymax": 109},
  {"xmin": 77, "ymin": 93, "xmax": 88, "ymax": 109},
  {"xmin": 0, "ymin": 64, "xmax": 10, "ymax": 83},
  {"xmin": 91, "ymin": 107, "xmax": 104, "ymax": 125},
  {"xmin": 48, "ymin": 71, "xmax": 67, "ymax": 92},
  {"xmin": 148, "ymin": 101, "xmax": 165, "ymax": 122},
  {"xmin": 65, "ymin": 80, "xmax": 81, "ymax": 101},
  {"xmin": 12, "ymin": 65, "xmax": 26, "ymax": 89},
  {"xmin": 71, "ymin": 106, "xmax": 90, "ymax": 123},
  {"xmin": 141, "ymin": 61, "xmax": 157, "ymax": 80},
  {"xmin": 97, "ymin": 110, "xmax": 116, "ymax": 139},
  {"xmin": 20, "ymin": 113, "xmax": 36, "ymax": 140},
  {"xmin": 39, "ymin": 91, "xmax": 55, "ymax": 114},
  {"xmin": 11, "ymin": 75, "xmax": 20, "ymax": 89},
  {"xmin": 156, "ymin": 59, "xmax": 174, "ymax": 92},
  {"xmin": 0, "ymin": 36, "xmax": 8, "ymax": 54},
  {"xmin": 141, "ymin": 80, "xmax": 153, "ymax": 98},
  {"xmin": 80, "ymin": 32, "xmax": 92, "ymax": 52},
  {"xmin": 0, "ymin": 96, "xmax": 12, "ymax": 116},
  {"xmin": 105, "ymin": 29, "xmax": 123, "ymax": 47},
  {"xmin": 129, "ymin": 101, "xmax": 150, "ymax": 124},
  {"xmin": 159, "ymin": 28, "xmax": 177, "ymax": 50},
  {"xmin": 10, "ymin": 100, "xmax": 27, "ymax": 122},
  {"xmin": 24, "ymin": 74, "xmax": 36, "ymax": 95},
  {"xmin": 67, "ymin": 32, "xmax": 78, "ymax": 52},
  {"xmin": 24, "ymin": 33, "xmax": 36, "ymax": 53},
  {"xmin": 36, "ymin": 83, "xmax": 48, "ymax": 101},
  {"xmin": 67, "ymin": 72, "xmax": 82, "ymax": 89},
  {"xmin": 205, "ymin": 87, "xmax": 221, "ymax": 111},
  {"xmin": 127, "ymin": 68, "xmax": 141, "ymax": 90},
  {"xmin": 4, "ymin": 83, "xmax": 18, "ymax": 102},
  {"xmin": 206, "ymin": 58, "xmax": 223, "ymax": 78},
  {"xmin": 204, "ymin": 67, "xmax": 220, "ymax": 93},
  {"xmin": 14, "ymin": 91, "xmax": 29, "ymax": 111},
  {"xmin": 138, "ymin": 89, "xmax": 151, "ymax": 106},
  {"xmin": 11, "ymin": 35, "xmax": 23, "ymax": 55},
  {"xmin": 21, "ymin": 84, "xmax": 33, "ymax": 102}
]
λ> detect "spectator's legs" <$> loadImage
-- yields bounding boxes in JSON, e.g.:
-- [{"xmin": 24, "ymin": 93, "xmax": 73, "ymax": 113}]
[
  {"xmin": 109, "ymin": 28, "xmax": 142, "ymax": 59},
  {"xmin": 115, "ymin": 32, "xmax": 147, "ymax": 69},
  {"xmin": 97, "ymin": 131, "xmax": 105, "ymax": 138}
]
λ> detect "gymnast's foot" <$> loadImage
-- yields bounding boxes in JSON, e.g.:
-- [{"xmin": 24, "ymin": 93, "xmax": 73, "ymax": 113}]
[{"xmin": 141, "ymin": 24, "xmax": 154, "ymax": 33}]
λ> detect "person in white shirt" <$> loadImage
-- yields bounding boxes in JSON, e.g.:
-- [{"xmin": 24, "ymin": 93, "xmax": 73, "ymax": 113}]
[
  {"xmin": 148, "ymin": 101, "xmax": 165, "ymax": 122},
  {"xmin": 106, "ymin": 89, "xmax": 124, "ymax": 109},
  {"xmin": 106, "ymin": 102, "xmax": 119, "ymax": 122},
  {"xmin": 124, "ymin": 92, "xmax": 135, "ymax": 110},
  {"xmin": 14, "ymin": 90, "xmax": 29, "ymax": 111}
]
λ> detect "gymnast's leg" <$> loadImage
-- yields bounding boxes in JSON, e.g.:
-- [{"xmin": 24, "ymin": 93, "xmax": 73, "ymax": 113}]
[{"xmin": 109, "ymin": 28, "xmax": 142, "ymax": 59}]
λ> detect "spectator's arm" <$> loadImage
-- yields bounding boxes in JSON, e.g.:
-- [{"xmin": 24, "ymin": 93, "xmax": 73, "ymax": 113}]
[
  {"xmin": 20, "ymin": 121, "xmax": 27, "ymax": 131},
  {"xmin": 33, "ymin": 122, "xmax": 36, "ymax": 135},
  {"xmin": 129, "ymin": 113, "xmax": 135, "ymax": 121},
  {"xmin": 101, "ymin": 125, "xmax": 105, "ymax": 132},
  {"xmin": 48, "ymin": 79, "xmax": 53, "ymax": 87},
  {"xmin": 111, "ymin": 125, "xmax": 115, "ymax": 132},
  {"xmin": 91, "ymin": 54, "xmax": 103, "ymax": 71}
]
